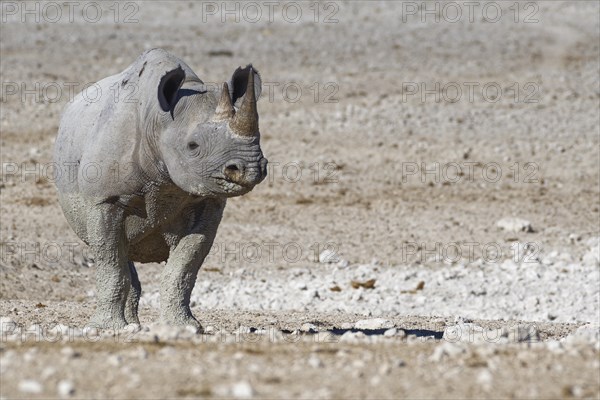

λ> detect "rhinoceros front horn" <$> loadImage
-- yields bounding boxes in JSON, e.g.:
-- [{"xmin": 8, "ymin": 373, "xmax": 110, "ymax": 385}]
[
  {"xmin": 213, "ymin": 82, "xmax": 235, "ymax": 121},
  {"xmin": 229, "ymin": 68, "xmax": 259, "ymax": 137}
]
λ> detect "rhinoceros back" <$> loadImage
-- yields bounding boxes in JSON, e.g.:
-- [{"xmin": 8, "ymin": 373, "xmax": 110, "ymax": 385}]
[
  {"xmin": 54, "ymin": 49, "xmax": 199, "ymax": 197},
  {"xmin": 53, "ymin": 49, "xmax": 202, "ymax": 242}
]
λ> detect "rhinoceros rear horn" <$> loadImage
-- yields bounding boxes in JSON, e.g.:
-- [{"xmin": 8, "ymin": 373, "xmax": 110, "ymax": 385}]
[
  {"xmin": 213, "ymin": 82, "xmax": 235, "ymax": 121},
  {"xmin": 230, "ymin": 68, "xmax": 259, "ymax": 137}
]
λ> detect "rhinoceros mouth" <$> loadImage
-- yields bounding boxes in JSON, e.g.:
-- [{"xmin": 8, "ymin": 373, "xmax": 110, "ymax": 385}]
[{"xmin": 212, "ymin": 176, "xmax": 254, "ymax": 196}]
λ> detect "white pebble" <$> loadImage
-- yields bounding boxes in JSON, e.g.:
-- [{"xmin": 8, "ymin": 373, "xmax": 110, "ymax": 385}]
[
  {"xmin": 429, "ymin": 341, "xmax": 466, "ymax": 362},
  {"xmin": 231, "ymin": 381, "xmax": 254, "ymax": 398},
  {"xmin": 383, "ymin": 328, "xmax": 397, "ymax": 337},
  {"xmin": 378, "ymin": 363, "xmax": 391, "ymax": 375},
  {"xmin": 57, "ymin": 380, "xmax": 75, "ymax": 397},
  {"xmin": 300, "ymin": 323, "xmax": 318, "ymax": 333},
  {"xmin": 496, "ymin": 217, "xmax": 533, "ymax": 233},
  {"xmin": 477, "ymin": 369, "xmax": 493, "ymax": 388},
  {"xmin": 19, "ymin": 379, "xmax": 42, "ymax": 394},
  {"xmin": 319, "ymin": 249, "xmax": 340, "ymax": 263},
  {"xmin": 108, "ymin": 354, "xmax": 123, "ymax": 366},
  {"xmin": 340, "ymin": 331, "xmax": 366, "ymax": 343},
  {"xmin": 0, "ymin": 316, "xmax": 18, "ymax": 337},
  {"xmin": 308, "ymin": 355, "xmax": 323, "ymax": 368},
  {"xmin": 354, "ymin": 318, "xmax": 394, "ymax": 330}
]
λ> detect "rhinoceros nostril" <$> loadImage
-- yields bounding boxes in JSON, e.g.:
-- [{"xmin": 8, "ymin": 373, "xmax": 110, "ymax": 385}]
[{"xmin": 223, "ymin": 160, "xmax": 247, "ymax": 183}]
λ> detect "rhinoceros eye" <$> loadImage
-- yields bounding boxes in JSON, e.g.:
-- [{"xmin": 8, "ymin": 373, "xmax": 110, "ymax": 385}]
[{"xmin": 187, "ymin": 141, "xmax": 201, "ymax": 157}]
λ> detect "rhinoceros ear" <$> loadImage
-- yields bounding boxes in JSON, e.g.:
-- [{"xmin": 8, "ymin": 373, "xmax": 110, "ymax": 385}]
[
  {"xmin": 158, "ymin": 65, "xmax": 185, "ymax": 118},
  {"xmin": 228, "ymin": 65, "xmax": 262, "ymax": 107}
]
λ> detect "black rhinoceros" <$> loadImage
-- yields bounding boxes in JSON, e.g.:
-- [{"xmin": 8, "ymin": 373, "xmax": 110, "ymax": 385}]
[{"xmin": 54, "ymin": 48, "xmax": 267, "ymax": 330}]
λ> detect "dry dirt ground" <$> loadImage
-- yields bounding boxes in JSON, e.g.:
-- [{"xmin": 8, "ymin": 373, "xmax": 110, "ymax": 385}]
[{"xmin": 1, "ymin": 1, "xmax": 599, "ymax": 399}]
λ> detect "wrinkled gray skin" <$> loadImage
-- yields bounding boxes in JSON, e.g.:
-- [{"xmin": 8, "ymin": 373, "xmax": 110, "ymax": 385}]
[{"xmin": 54, "ymin": 49, "xmax": 267, "ymax": 330}]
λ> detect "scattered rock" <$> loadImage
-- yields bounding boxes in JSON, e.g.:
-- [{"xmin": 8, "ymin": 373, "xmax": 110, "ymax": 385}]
[
  {"xmin": 19, "ymin": 379, "xmax": 43, "ymax": 394},
  {"xmin": 60, "ymin": 346, "xmax": 80, "ymax": 359},
  {"xmin": 231, "ymin": 381, "xmax": 254, "ymax": 399},
  {"xmin": 308, "ymin": 355, "xmax": 324, "ymax": 368},
  {"xmin": 378, "ymin": 363, "xmax": 391, "ymax": 375},
  {"xmin": 395, "ymin": 359, "xmax": 406, "ymax": 367},
  {"xmin": 546, "ymin": 340, "xmax": 564, "ymax": 353},
  {"xmin": 129, "ymin": 346, "xmax": 148, "ymax": 360},
  {"xmin": 504, "ymin": 324, "xmax": 540, "ymax": 343},
  {"xmin": 234, "ymin": 326, "xmax": 252, "ymax": 335},
  {"xmin": 158, "ymin": 346, "xmax": 177, "ymax": 357},
  {"xmin": 203, "ymin": 325, "xmax": 217, "ymax": 335},
  {"xmin": 454, "ymin": 316, "xmax": 474, "ymax": 324},
  {"xmin": 369, "ymin": 375, "xmax": 381, "ymax": 386},
  {"xmin": 581, "ymin": 238, "xmax": 599, "ymax": 267},
  {"xmin": 57, "ymin": 380, "xmax": 75, "ymax": 397},
  {"xmin": 477, "ymin": 369, "xmax": 493, "ymax": 389},
  {"xmin": 354, "ymin": 318, "xmax": 394, "ymax": 330},
  {"xmin": 383, "ymin": 328, "xmax": 397, "ymax": 337},
  {"xmin": 443, "ymin": 323, "xmax": 486, "ymax": 343},
  {"xmin": 319, "ymin": 249, "xmax": 340, "ymax": 263},
  {"xmin": 148, "ymin": 323, "xmax": 198, "ymax": 341},
  {"xmin": 582, "ymin": 251, "xmax": 599, "ymax": 267},
  {"xmin": 108, "ymin": 354, "xmax": 123, "ymax": 366},
  {"xmin": 496, "ymin": 217, "xmax": 533, "ymax": 233},
  {"xmin": 400, "ymin": 280, "xmax": 425, "ymax": 294},
  {"xmin": 340, "ymin": 331, "xmax": 366, "ymax": 343},
  {"xmin": 445, "ymin": 322, "xmax": 540, "ymax": 344},
  {"xmin": 563, "ymin": 324, "xmax": 599, "ymax": 347},
  {"xmin": 49, "ymin": 324, "xmax": 72, "ymax": 339},
  {"xmin": 0, "ymin": 316, "xmax": 19, "ymax": 337},
  {"xmin": 41, "ymin": 367, "xmax": 56, "ymax": 380},
  {"xmin": 350, "ymin": 279, "xmax": 376, "ymax": 289},
  {"xmin": 586, "ymin": 237, "xmax": 600, "ymax": 248},
  {"xmin": 81, "ymin": 326, "xmax": 100, "ymax": 338},
  {"xmin": 300, "ymin": 323, "xmax": 318, "ymax": 333},
  {"xmin": 563, "ymin": 385, "xmax": 584, "ymax": 398},
  {"xmin": 429, "ymin": 341, "xmax": 467, "ymax": 362},
  {"xmin": 23, "ymin": 348, "xmax": 39, "ymax": 362}
]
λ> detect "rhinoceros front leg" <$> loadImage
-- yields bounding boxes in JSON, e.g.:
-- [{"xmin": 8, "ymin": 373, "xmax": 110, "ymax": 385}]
[
  {"xmin": 86, "ymin": 203, "xmax": 131, "ymax": 329},
  {"xmin": 160, "ymin": 199, "xmax": 225, "ymax": 330}
]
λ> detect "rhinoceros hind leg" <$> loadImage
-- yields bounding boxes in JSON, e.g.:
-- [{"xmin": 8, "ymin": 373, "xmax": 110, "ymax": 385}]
[{"xmin": 124, "ymin": 261, "xmax": 141, "ymax": 325}]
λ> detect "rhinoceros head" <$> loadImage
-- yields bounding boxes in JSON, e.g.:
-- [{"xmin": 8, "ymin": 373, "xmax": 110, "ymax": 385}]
[{"xmin": 156, "ymin": 65, "xmax": 268, "ymax": 198}]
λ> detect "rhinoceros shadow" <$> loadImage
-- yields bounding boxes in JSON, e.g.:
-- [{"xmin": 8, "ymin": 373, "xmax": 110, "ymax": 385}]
[
  {"xmin": 279, "ymin": 327, "xmax": 444, "ymax": 339},
  {"xmin": 328, "ymin": 328, "xmax": 444, "ymax": 339}
]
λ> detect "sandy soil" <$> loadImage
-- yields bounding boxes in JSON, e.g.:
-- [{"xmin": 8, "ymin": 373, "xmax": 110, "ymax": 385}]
[{"xmin": 1, "ymin": 1, "xmax": 599, "ymax": 399}]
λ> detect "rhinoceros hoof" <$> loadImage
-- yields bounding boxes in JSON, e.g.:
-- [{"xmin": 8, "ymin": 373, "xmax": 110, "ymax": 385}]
[
  {"xmin": 160, "ymin": 314, "xmax": 203, "ymax": 333},
  {"xmin": 88, "ymin": 312, "xmax": 129, "ymax": 330}
]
